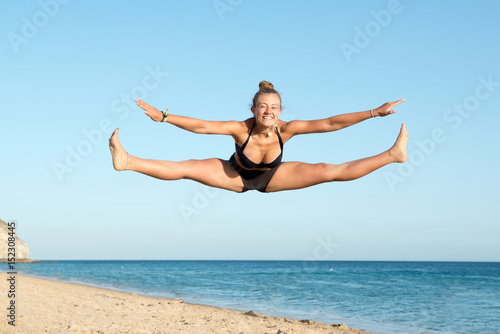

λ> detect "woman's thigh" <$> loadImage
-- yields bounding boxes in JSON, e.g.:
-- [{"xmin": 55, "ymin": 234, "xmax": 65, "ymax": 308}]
[
  {"xmin": 182, "ymin": 158, "xmax": 244, "ymax": 192},
  {"xmin": 265, "ymin": 161, "xmax": 332, "ymax": 192}
]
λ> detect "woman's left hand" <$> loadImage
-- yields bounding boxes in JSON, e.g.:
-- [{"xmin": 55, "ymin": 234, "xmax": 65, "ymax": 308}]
[
  {"xmin": 136, "ymin": 98, "xmax": 164, "ymax": 122},
  {"xmin": 374, "ymin": 99, "xmax": 405, "ymax": 117}
]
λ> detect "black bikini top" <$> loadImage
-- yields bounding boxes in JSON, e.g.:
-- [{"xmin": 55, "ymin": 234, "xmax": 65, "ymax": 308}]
[{"xmin": 235, "ymin": 121, "xmax": 284, "ymax": 169}]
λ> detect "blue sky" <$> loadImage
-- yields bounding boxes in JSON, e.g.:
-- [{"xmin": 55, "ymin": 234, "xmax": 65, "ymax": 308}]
[{"xmin": 1, "ymin": 0, "xmax": 499, "ymax": 261}]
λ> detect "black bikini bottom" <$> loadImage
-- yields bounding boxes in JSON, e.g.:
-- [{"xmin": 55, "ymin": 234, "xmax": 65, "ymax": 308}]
[{"xmin": 228, "ymin": 154, "xmax": 282, "ymax": 193}]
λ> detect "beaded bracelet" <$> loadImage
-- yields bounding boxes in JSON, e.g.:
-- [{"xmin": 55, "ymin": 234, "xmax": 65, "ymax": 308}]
[{"xmin": 162, "ymin": 109, "xmax": 169, "ymax": 122}]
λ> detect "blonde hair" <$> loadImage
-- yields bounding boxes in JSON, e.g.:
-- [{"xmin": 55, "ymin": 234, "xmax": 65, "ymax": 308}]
[{"xmin": 252, "ymin": 81, "xmax": 281, "ymax": 108}]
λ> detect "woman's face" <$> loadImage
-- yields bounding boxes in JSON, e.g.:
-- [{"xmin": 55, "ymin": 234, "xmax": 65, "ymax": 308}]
[{"xmin": 251, "ymin": 94, "xmax": 282, "ymax": 127}]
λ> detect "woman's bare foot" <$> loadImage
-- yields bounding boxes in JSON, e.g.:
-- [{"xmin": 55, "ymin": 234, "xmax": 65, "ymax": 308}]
[
  {"xmin": 136, "ymin": 98, "xmax": 163, "ymax": 122},
  {"xmin": 109, "ymin": 128, "xmax": 129, "ymax": 171},
  {"xmin": 389, "ymin": 123, "xmax": 409, "ymax": 163}
]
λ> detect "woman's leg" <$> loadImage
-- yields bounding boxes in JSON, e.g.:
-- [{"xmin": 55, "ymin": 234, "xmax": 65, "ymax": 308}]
[
  {"xmin": 266, "ymin": 124, "xmax": 409, "ymax": 192},
  {"xmin": 109, "ymin": 129, "xmax": 244, "ymax": 192}
]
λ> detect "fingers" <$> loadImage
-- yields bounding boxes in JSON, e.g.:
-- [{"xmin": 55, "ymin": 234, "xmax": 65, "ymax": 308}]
[
  {"xmin": 135, "ymin": 98, "xmax": 163, "ymax": 122},
  {"xmin": 136, "ymin": 98, "xmax": 153, "ymax": 111},
  {"xmin": 391, "ymin": 99, "xmax": 405, "ymax": 112},
  {"xmin": 136, "ymin": 98, "xmax": 147, "ymax": 109},
  {"xmin": 381, "ymin": 99, "xmax": 404, "ymax": 116},
  {"xmin": 391, "ymin": 98, "xmax": 405, "ymax": 106}
]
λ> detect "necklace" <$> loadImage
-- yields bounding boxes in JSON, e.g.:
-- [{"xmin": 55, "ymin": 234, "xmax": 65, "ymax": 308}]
[
  {"xmin": 258, "ymin": 123, "xmax": 277, "ymax": 137},
  {"xmin": 259, "ymin": 129, "xmax": 273, "ymax": 136}
]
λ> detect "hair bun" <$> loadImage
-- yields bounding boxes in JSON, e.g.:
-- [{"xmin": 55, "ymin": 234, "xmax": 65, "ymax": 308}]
[{"xmin": 259, "ymin": 81, "xmax": 274, "ymax": 91}]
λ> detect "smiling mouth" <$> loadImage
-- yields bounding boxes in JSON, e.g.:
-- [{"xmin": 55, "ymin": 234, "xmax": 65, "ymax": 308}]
[{"xmin": 263, "ymin": 116, "xmax": 273, "ymax": 120}]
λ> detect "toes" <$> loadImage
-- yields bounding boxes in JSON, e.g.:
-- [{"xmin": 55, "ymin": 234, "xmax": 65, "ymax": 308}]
[{"xmin": 111, "ymin": 128, "xmax": 119, "ymax": 140}]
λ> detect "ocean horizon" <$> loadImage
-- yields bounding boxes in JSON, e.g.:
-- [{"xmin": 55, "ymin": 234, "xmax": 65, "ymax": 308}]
[{"xmin": 5, "ymin": 260, "xmax": 500, "ymax": 334}]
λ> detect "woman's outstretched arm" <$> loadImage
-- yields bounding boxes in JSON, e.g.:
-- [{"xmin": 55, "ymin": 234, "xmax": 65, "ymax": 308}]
[
  {"xmin": 281, "ymin": 99, "xmax": 405, "ymax": 137},
  {"xmin": 136, "ymin": 99, "xmax": 244, "ymax": 136}
]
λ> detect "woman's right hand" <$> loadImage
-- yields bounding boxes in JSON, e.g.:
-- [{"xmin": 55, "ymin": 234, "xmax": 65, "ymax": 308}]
[
  {"xmin": 374, "ymin": 99, "xmax": 405, "ymax": 117},
  {"xmin": 136, "ymin": 99, "xmax": 164, "ymax": 122}
]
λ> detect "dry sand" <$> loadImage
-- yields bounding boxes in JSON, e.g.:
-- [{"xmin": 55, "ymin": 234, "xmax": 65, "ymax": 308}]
[{"xmin": 0, "ymin": 273, "xmax": 372, "ymax": 334}]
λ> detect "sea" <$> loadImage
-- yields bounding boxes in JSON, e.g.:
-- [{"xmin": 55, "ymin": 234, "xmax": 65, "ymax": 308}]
[{"xmin": 4, "ymin": 261, "xmax": 499, "ymax": 334}]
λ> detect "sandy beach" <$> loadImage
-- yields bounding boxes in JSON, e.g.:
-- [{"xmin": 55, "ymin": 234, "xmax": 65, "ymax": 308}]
[{"xmin": 0, "ymin": 273, "xmax": 370, "ymax": 334}]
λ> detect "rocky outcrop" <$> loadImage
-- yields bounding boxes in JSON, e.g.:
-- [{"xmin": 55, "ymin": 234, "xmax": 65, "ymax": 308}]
[{"xmin": 0, "ymin": 218, "xmax": 34, "ymax": 262}]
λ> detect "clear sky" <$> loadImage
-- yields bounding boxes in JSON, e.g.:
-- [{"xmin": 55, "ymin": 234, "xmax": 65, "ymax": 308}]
[{"xmin": 1, "ymin": 0, "xmax": 499, "ymax": 261}]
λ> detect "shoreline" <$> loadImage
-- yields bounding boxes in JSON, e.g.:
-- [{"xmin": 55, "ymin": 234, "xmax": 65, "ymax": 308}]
[
  {"xmin": 0, "ymin": 273, "xmax": 371, "ymax": 333},
  {"xmin": 0, "ymin": 259, "xmax": 40, "ymax": 263}
]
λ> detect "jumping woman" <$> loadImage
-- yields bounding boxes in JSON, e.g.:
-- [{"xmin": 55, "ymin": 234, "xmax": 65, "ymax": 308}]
[{"xmin": 109, "ymin": 81, "xmax": 409, "ymax": 193}]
